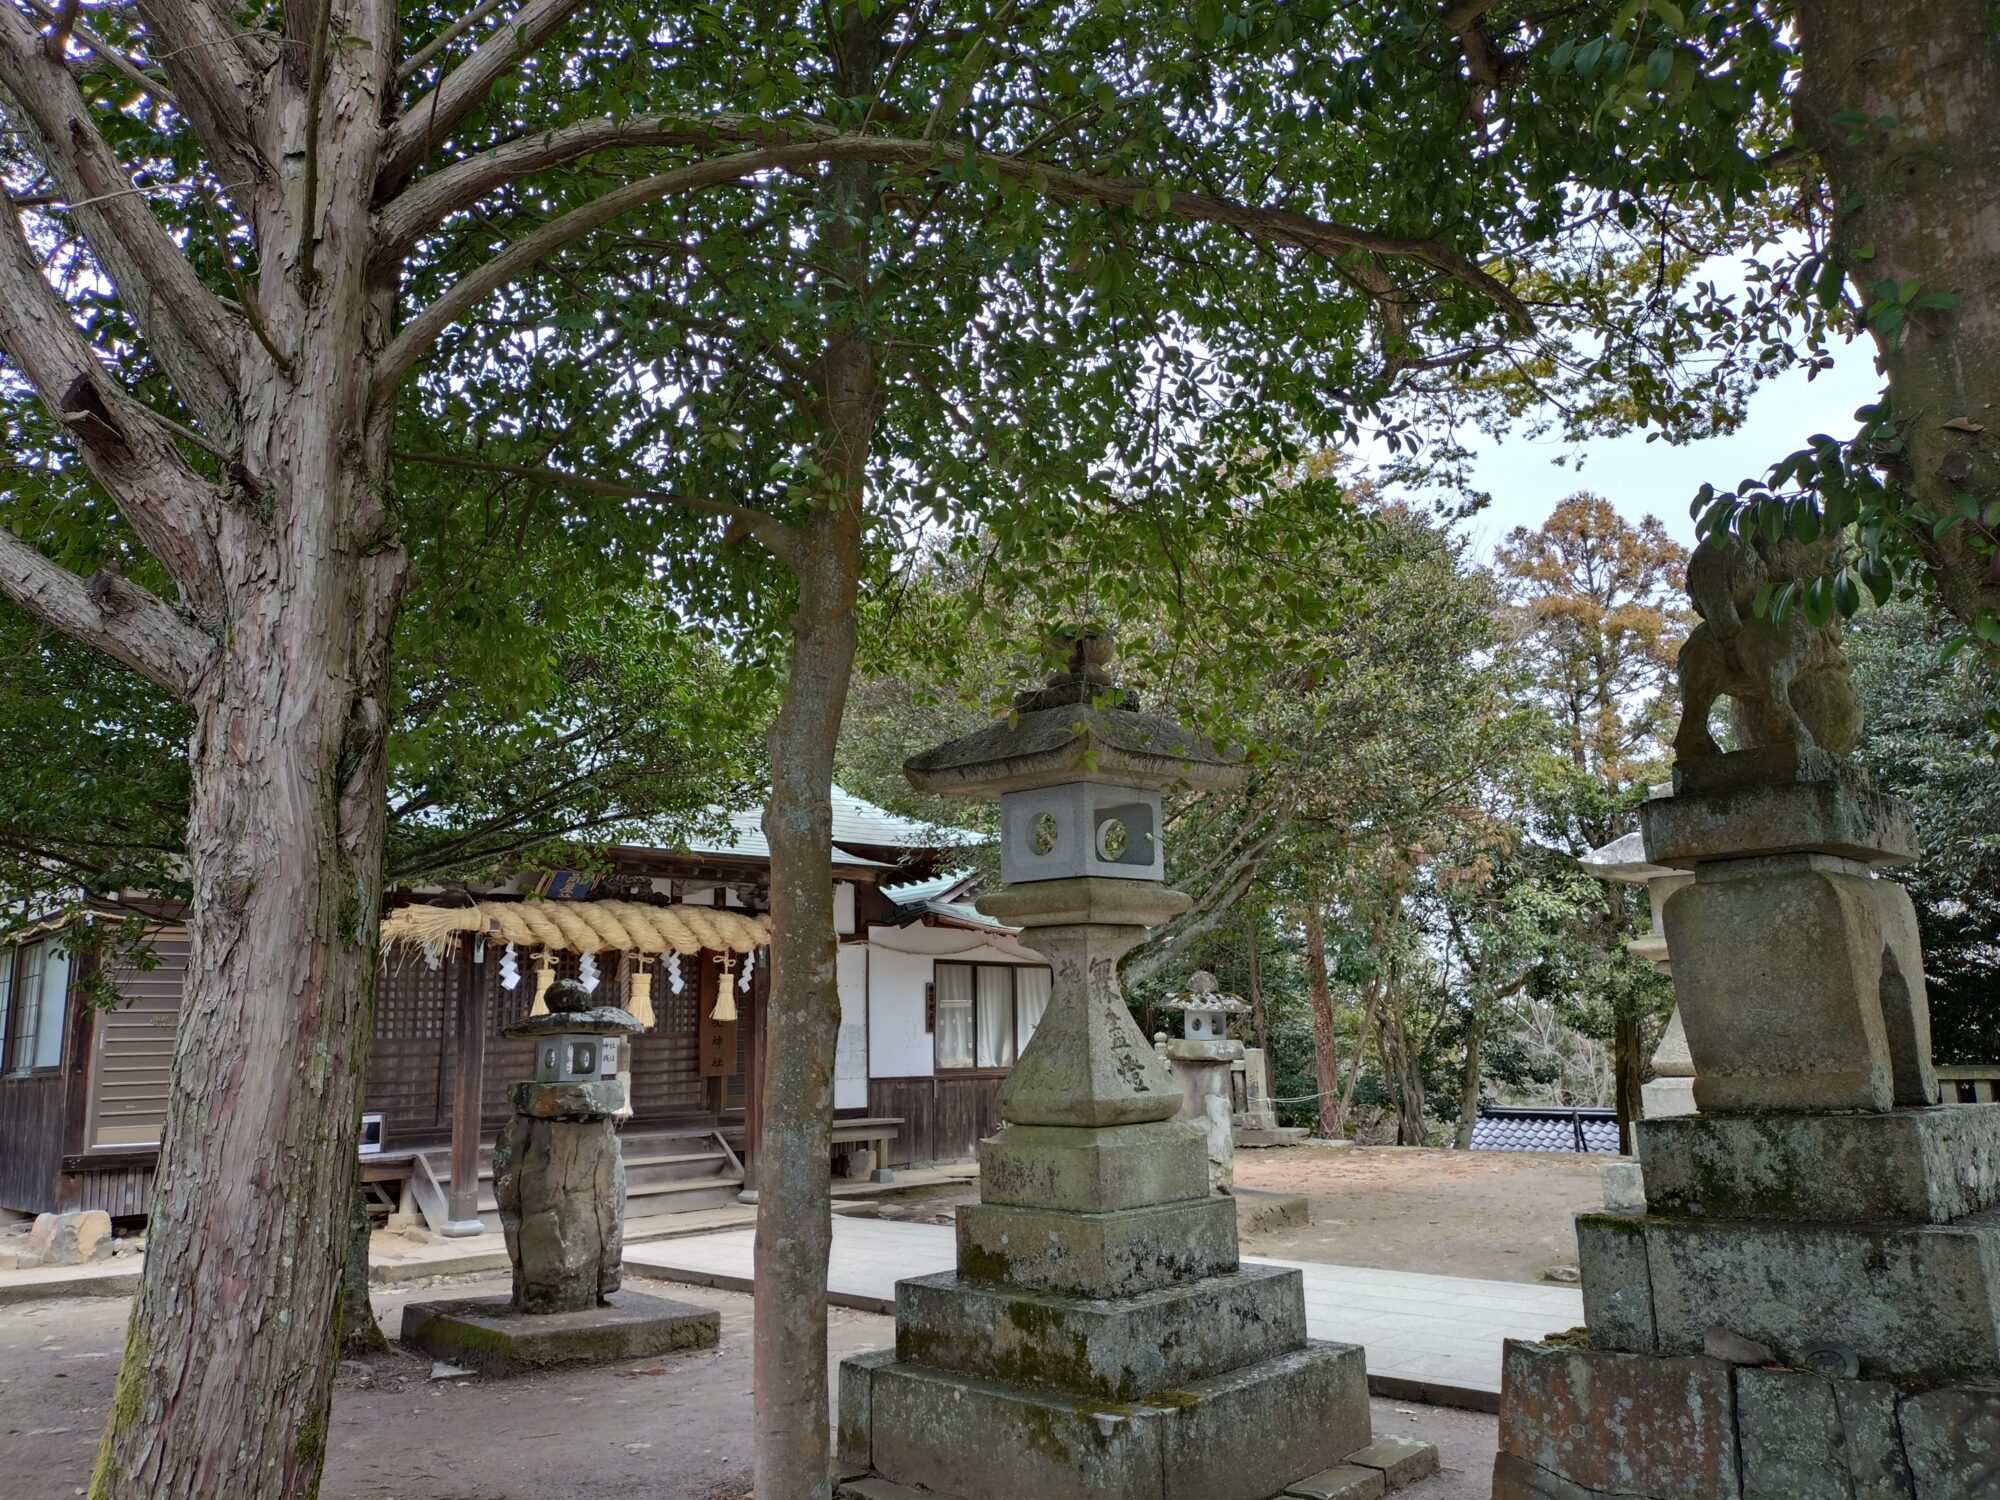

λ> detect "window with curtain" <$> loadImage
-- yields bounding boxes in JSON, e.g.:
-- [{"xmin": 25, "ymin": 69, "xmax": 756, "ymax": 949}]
[
  {"xmin": 935, "ymin": 962, "xmax": 1053, "ymax": 1070},
  {"xmin": 975, "ymin": 966, "xmax": 1015, "ymax": 1068},
  {"xmin": 934, "ymin": 962, "xmax": 975, "ymax": 1070},
  {"xmin": 5, "ymin": 941, "xmax": 62, "ymax": 1075},
  {"xmin": 1015, "ymin": 967, "xmax": 1052, "ymax": 1052}
]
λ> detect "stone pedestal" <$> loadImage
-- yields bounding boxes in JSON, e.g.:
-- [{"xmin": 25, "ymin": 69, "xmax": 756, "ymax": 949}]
[
  {"xmin": 1161, "ymin": 1037, "xmax": 1241, "ymax": 1192},
  {"xmin": 837, "ymin": 879, "xmax": 1421, "ymax": 1500},
  {"xmin": 1498, "ymin": 770, "xmax": 2000, "ymax": 1497}
]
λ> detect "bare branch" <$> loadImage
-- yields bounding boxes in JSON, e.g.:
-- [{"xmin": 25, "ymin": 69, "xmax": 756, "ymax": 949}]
[
  {"xmin": 377, "ymin": 126, "xmax": 1531, "ymax": 363},
  {"xmin": 0, "ymin": 206, "xmax": 224, "ymax": 614},
  {"xmin": 0, "ymin": 3, "xmax": 243, "ymax": 436},
  {"xmin": 380, "ymin": 0, "xmax": 588, "ymax": 185},
  {"xmin": 396, "ymin": 0, "xmax": 510, "ymax": 83},
  {"xmin": 390, "ymin": 449, "xmax": 801, "ymax": 564},
  {"xmin": 374, "ymin": 112, "xmax": 825, "ymax": 260},
  {"xmin": 0, "ymin": 525, "xmax": 213, "ymax": 696},
  {"xmin": 373, "ymin": 140, "xmax": 844, "ymax": 396}
]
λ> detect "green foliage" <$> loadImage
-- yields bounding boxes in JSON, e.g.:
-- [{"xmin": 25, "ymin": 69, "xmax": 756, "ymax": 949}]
[{"xmin": 1848, "ymin": 600, "xmax": 2000, "ymax": 1064}]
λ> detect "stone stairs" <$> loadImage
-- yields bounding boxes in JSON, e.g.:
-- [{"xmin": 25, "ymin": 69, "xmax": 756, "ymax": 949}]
[{"xmin": 421, "ymin": 1125, "xmax": 746, "ymax": 1230}]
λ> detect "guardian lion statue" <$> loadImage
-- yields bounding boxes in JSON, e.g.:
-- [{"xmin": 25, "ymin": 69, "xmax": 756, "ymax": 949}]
[{"xmin": 1673, "ymin": 533, "xmax": 1862, "ymax": 773}]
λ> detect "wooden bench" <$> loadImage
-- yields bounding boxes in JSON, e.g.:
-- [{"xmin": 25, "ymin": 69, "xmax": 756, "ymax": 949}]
[{"xmin": 830, "ymin": 1116, "xmax": 902, "ymax": 1183}]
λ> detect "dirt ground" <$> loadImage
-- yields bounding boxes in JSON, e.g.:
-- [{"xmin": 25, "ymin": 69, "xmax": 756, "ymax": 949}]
[
  {"xmin": 1, "ymin": 1277, "xmax": 1501, "ymax": 1500},
  {"xmin": 1232, "ymin": 1144, "xmax": 1611, "ymax": 1283}
]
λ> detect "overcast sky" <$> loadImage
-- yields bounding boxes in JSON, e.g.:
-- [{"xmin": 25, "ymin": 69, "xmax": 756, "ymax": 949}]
[{"xmin": 1442, "ymin": 333, "xmax": 1884, "ymax": 558}]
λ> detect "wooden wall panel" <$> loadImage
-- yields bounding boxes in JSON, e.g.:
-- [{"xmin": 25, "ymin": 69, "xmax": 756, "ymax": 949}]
[
  {"xmin": 0, "ymin": 1074, "xmax": 63, "ymax": 1213},
  {"xmin": 935, "ymin": 1074, "xmax": 1005, "ymax": 1163},
  {"xmin": 90, "ymin": 932, "xmax": 188, "ymax": 1149},
  {"xmin": 57, "ymin": 1165, "xmax": 154, "ymax": 1219},
  {"xmin": 862, "ymin": 1075, "xmax": 1003, "ymax": 1166},
  {"xmin": 865, "ymin": 1077, "xmax": 935, "ymax": 1167}
]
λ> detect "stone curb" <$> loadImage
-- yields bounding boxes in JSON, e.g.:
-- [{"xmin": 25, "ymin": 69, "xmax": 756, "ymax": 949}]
[{"xmin": 0, "ymin": 1268, "xmax": 141, "ymax": 1307}]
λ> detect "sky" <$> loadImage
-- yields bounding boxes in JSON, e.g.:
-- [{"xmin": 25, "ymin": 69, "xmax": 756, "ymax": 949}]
[{"xmin": 1446, "ymin": 334, "xmax": 1885, "ymax": 558}]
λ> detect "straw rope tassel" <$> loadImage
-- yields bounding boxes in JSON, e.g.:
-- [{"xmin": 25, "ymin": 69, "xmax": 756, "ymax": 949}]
[
  {"xmin": 712, "ymin": 954, "xmax": 738, "ymax": 1023},
  {"xmin": 530, "ymin": 950, "xmax": 556, "ymax": 1016},
  {"xmin": 628, "ymin": 955, "xmax": 655, "ymax": 1030}
]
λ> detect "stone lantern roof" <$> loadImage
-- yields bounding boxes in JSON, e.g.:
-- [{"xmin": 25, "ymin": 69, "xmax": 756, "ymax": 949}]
[
  {"xmin": 1159, "ymin": 970, "xmax": 1251, "ymax": 1015},
  {"xmin": 903, "ymin": 632, "xmax": 1243, "ymax": 798}
]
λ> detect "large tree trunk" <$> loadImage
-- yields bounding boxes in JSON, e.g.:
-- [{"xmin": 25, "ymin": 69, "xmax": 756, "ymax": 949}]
[
  {"xmin": 91, "ymin": 537, "xmax": 400, "ymax": 1499},
  {"xmin": 755, "ymin": 503, "xmax": 863, "ymax": 1499},
  {"xmin": 1453, "ymin": 1005, "xmax": 1487, "ymax": 1150},
  {"xmin": 1613, "ymin": 1011, "xmax": 1644, "ymax": 1155},
  {"xmin": 90, "ymin": 24, "xmax": 405, "ymax": 1496},
  {"xmin": 1796, "ymin": 0, "xmax": 2000, "ymax": 632},
  {"xmin": 1300, "ymin": 904, "xmax": 1344, "ymax": 1138}
]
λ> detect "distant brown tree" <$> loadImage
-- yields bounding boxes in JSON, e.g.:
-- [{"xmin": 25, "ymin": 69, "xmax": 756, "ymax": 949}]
[
  {"xmin": 1496, "ymin": 492, "xmax": 1690, "ymax": 812},
  {"xmin": 1497, "ymin": 494, "xmax": 1688, "ymax": 1148}
]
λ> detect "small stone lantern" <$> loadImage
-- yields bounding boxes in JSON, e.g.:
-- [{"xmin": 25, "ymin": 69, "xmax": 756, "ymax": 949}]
[
  {"xmin": 1158, "ymin": 972, "xmax": 1248, "ymax": 1193},
  {"xmin": 399, "ymin": 977, "xmax": 720, "ymax": 1374},
  {"xmin": 1164, "ymin": 970, "xmax": 1248, "ymax": 1041}
]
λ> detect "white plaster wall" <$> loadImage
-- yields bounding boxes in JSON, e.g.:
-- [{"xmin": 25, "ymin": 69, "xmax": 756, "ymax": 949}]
[
  {"xmin": 835, "ymin": 943, "xmax": 869, "ymax": 1110},
  {"xmin": 834, "ymin": 882, "xmax": 857, "ymax": 936},
  {"xmin": 864, "ymin": 923, "xmax": 1048, "ymax": 1080}
]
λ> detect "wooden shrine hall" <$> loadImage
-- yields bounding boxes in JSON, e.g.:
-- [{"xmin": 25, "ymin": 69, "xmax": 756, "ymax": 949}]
[{"xmin": 0, "ymin": 788, "xmax": 1059, "ymax": 1227}]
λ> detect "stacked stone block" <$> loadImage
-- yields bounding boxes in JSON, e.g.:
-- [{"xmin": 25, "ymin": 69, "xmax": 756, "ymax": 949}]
[{"xmin": 1497, "ymin": 771, "xmax": 2000, "ymax": 1498}]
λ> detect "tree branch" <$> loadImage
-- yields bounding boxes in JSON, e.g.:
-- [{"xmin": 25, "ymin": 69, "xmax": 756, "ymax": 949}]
[
  {"xmin": 128, "ymin": 0, "xmax": 266, "ymax": 185},
  {"xmin": 0, "ymin": 2, "xmax": 243, "ymax": 437},
  {"xmin": 375, "ymin": 125, "xmax": 1532, "ymax": 355},
  {"xmin": 390, "ymin": 449, "xmax": 800, "ymax": 563},
  {"xmin": 373, "ymin": 112, "xmax": 825, "ymax": 260},
  {"xmin": 18, "ymin": 0, "xmax": 173, "ymax": 105},
  {"xmin": 379, "ymin": 0, "xmax": 589, "ymax": 185},
  {"xmin": 396, "ymin": 0, "xmax": 510, "ymax": 82},
  {"xmin": 0, "ymin": 525, "xmax": 213, "ymax": 696},
  {"xmin": 0, "ymin": 206, "xmax": 224, "ymax": 615}
]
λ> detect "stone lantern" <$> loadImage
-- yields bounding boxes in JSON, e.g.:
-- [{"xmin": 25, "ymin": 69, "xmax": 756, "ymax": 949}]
[
  {"xmin": 1158, "ymin": 972, "xmax": 1249, "ymax": 1193},
  {"xmin": 401, "ymin": 978, "xmax": 720, "ymax": 1374},
  {"xmin": 1164, "ymin": 969, "xmax": 1247, "ymax": 1041},
  {"xmin": 836, "ymin": 633, "xmax": 1433, "ymax": 1500}
]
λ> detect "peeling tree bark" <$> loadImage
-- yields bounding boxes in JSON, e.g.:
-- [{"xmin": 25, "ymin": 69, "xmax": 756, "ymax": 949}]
[{"xmin": 1796, "ymin": 0, "xmax": 2000, "ymax": 631}]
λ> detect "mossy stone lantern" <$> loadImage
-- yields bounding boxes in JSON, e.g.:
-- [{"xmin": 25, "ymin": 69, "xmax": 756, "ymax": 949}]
[
  {"xmin": 837, "ymin": 631, "xmax": 1416, "ymax": 1500},
  {"xmin": 902, "ymin": 630, "xmax": 1242, "ymax": 1128}
]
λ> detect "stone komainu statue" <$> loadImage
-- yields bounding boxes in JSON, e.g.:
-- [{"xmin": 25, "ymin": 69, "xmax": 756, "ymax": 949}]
[{"xmin": 1673, "ymin": 532, "xmax": 1862, "ymax": 771}]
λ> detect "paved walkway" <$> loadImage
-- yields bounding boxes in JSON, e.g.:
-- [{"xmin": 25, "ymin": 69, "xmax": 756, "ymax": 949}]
[{"xmin": 626, "ymin": 1215, "xmax": 1582, "ymax": 1410}]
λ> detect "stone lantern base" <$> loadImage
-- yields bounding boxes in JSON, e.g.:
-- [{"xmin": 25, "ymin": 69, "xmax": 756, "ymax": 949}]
[
  {"xmin": 401, "ymin": 1289, "xmax": 720, "ymax": 1377},
  {"xmin": 1497, "ymin": 775, "xmax": 2000, "ymax": 1496},
  {"xmin": 837, "ymin": 1118, "xmax": 1435, "ymax": 1500}
]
